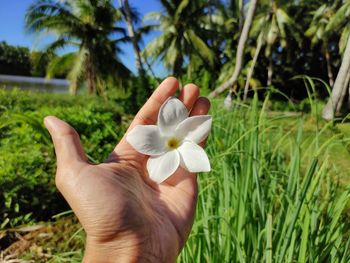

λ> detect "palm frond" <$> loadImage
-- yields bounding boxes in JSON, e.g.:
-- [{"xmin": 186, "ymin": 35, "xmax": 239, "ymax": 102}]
[
  {"xmin": 185, "ymin": 29, "xmax": 215, "ymax": 67},
  {"xmin": 25, "ymin": 0, "xmax": 81, "ymax": 34},
  {"xmin": 46, "ymin": 51, "xmax": 77, "ymax": 79},
  {"xmin": 175, "ymin": 0, "xmax": 190, "ymax": 20},
  {"xmin": 326, "ymin": 2, "xmax": 350, "ymax": 32},
  {"xmin": 67, "ymin": 49, "xmax": 88, "ymax": 94}
]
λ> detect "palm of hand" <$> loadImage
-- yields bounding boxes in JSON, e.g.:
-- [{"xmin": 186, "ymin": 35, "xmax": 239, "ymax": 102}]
[
  {"xmin": 69, "ymin": 160, "xmax": 195, "ymax": 261},
  {"xmin": 45, "ymin": 78, "xmax": 210, "ymax": 262}
]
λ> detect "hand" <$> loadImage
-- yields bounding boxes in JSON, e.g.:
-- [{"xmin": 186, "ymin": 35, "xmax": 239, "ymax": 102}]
[{"xmin": 44, "ymin": 77, "xmax": 211, "ymax": 263}]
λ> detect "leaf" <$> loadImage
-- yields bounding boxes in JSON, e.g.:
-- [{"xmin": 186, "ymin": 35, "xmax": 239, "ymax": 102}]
[
  {"xmin": 67, "ymin": 48, "xmax": 88, "ymax": 94},
  {"xmin": 175, "ymin": 0, "xmax": 190, "ymax": 20},
  {"xmin": 305, "ymin": 25, "xmax": 317, "ymax": 37},
  {"xmin": 186, "ymin": 29, "xmax": 215, "ymax": 67},
  {"xmin": 339, "ymin": 26, "xmax": 350, "ymax": 55},
  {"xmin": 326, "ymin": 3, "xmax": 350, "ymax": 32}
]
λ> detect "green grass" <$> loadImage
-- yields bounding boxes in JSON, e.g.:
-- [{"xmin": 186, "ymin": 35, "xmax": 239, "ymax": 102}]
[{"xmin": 178, "ymin": 95, "xmax": 350, "ymax": 262}]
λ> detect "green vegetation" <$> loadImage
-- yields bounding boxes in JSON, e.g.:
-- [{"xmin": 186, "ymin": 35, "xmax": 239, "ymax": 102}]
[
  {"xmin": 2, "ymin": 0, "xmax": 350, "ymax": 261},
  {"xmin": 181, "ymin": 96, "xmax": 350, "ymax": 262},
  {"xmin": 1, "ymin": 89, "xmax": 350, "ymax": 262},
  {"xmin": 0, "ymin": 0, "xmax": 344, "ymax": 121},
  {"xmin": 0, "ymin": 89, "xmax": 126, "ymax": 229},
  {"xmin": 0, "ymin": 41, "xmax": 56, "ymax": 77},
  {"xmin": 144, "ymin": 0, "xmax": 217, "ymax": 77},
  {"xmin": 25, "ymin": 0, "xmax": 131, "ymax": 94},
  {"xmin": 3, "ymin": 0, "xmax": 350, "ymax": 118},
  {"xmin": 0, "ymin": 41, "xmax": 35, "ymax": 77}
]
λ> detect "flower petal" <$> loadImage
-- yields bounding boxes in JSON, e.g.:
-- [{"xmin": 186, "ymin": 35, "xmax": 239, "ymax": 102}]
[
  {"xmin": 178, "ymin": 141, "xmax": 211, "ymax": 173},
  {"xmin": 126, "ymin": 125, "xmax": 166, "ymax": 155},
  {"xmin": 175, "ymin": 115, "xmax": 212, "ymax": 143},
  {"xmin": 158, "ymin": 97, "xmax": 188, "ymax": 135},
  {"xmin": 147, "ymin": 150, "xmax": 180, "ymax": 183}
]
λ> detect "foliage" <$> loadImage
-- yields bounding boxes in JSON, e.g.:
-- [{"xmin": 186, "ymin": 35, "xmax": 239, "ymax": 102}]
[
  {"xmin": 0, "ymin": 42, "xmax": 64, "ymax": 78},
  {"xmin": 30, "ymin": 51, "xmax": 56, "ymax": 77},
  {"xmin": 0, "ymin": 89, "xmax": 126, "ymax": 228},
  {"xmin": 25, "ymin": 0, "xmax": 131, "ymax": 94},
  {"xmin": 2, "ymin": 0, "xmax": 350, "ymax": 260},
  {"xmin": 324, "ymin": 0, "xmax": 350, "ymax": 55},
  {"xmin": 0, "ymin": 41, "xmax": 32, "ymax": 76},
  {"xmin": 143, "ymin": 0, "xmax": 219, "ymax": 77},
  {"xmin": 2, "ymin": 0, "xmax": 348, "ymax": 103},
  {"xmin": 2, "ymin": 92, "xmax": 350, "ymax": 262}
]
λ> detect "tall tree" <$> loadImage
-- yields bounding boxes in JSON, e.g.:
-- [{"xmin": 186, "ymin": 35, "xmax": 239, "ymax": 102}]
[
  {"xmin": 322, "ymin": 1, "xmax": 350, "ymax": 120},
  {"xmin": 209, "ymin": 0, "xmax": 258, "ymax": 98},
  {"xmin": 322, "ymin": 34, "xmax": 350, "ymax": 120},
  {"xmin": 305, "ymin": 3, "xmax": 337, "ymax": 87},
  {"xmin": 243, "ymin": 33, "xmax": 263, "ymax": 100},
  {"xmin": 0, "ymin": 42, "xmax": 31, "ymax": 76},
  {"xmin": 143, "ymin": 0, "xmax": 217, "ymax": 78},
  {"xmin": 121, "ymin": 0, "xmax": 145, "ymax": 79},
  {"xmin": 238, "ymin": 0, "xmax": 244, "ymax": 32},
  {"xmin": 251, "ymin": 0, "xmax": 299, "ymax": 87},
  {"xmin": 25, "ymin": 0, "xmax": 130, "ymax": 95},
  {"xmin": 120, "ymin": 0, "xmax": 154, "ymax": 103}
]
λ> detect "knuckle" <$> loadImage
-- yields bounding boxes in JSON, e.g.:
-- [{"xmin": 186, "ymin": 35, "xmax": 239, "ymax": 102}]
[
  {"xmin": 135, "ymin": 114, "xmax": 155, "ymax": 125},
  {"xmin": 57, "ymin": 128, "xmax": 79, "ymax": 140},
  {"xmin": 55, "ymin": 166, "xmax": 73, "ymax": 190},
  {"xmin": 55, "ymin": 173, "xmax": 65, "ymax": 191}
]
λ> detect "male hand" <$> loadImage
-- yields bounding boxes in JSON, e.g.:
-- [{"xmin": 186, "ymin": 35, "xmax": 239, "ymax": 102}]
[{"xmin": 44, "ymin": 77, "xmax": 210, "ymax": 262}]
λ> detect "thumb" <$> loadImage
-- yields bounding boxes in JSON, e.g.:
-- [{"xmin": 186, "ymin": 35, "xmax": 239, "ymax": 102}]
[{"xmin": 44, "ymin": 116, "xmax": 88, "ymax": 169}]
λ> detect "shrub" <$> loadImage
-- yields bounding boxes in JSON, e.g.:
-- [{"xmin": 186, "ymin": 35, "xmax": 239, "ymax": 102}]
[{"xmin": 0, "ymin": 89, "xmax": 126, "ymax": 228}]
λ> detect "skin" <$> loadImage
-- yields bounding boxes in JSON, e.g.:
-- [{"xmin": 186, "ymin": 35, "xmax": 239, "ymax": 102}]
[{"xmin": 44, "ymin": 77, "xmax": 211, "ymax": 263}]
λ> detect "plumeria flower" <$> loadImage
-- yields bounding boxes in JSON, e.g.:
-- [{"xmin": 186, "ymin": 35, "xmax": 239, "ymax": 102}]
[{"xmin": 126, "ymin": 97, "xmax": 212, "ymax": 184}]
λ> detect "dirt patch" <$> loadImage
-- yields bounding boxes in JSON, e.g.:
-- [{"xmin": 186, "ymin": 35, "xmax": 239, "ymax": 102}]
[{"xmin": 0, "ymin": 216, "xmax": 83, "ymax": 262}]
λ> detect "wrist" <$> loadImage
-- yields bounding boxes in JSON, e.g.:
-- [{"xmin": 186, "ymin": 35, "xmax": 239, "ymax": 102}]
[
  {"xmin": 82, "ymin": 234, "xmax": 177, "ymax": 263},
  {"xmin": 83, "ymin": 237, "xmax": 141, "ymax": 263}
]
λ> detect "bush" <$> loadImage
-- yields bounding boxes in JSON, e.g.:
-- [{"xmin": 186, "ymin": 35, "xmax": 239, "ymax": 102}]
[{"xmin": 0, "ymin": 89, "xmax": 127, "ymax": 228}]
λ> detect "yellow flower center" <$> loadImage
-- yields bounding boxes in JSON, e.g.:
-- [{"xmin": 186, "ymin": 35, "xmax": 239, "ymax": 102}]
[{"xmin": 166, "ymin": 137, "xmax": 180, "ymax": 150}]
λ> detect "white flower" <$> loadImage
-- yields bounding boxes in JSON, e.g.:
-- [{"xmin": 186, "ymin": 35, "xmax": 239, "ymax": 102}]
[{"xmin": 126, "ymin": 97, "xmax": 212, "ymax": 184}]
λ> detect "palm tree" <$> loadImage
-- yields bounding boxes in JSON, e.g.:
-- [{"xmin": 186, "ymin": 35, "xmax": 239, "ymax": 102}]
[
  {"xmin": 209, "ymin": 0, "xmax": 258, "ymax": 98},
  {"xmin": 305, "ymin": 3, "xmax": 337, "ymax": 87},
  {"xmin": 120, "ymin": 0, "xmax": 145, "ymax": 79},
  {"xmin": 119, "ymin": 0, "xmax": 156, "ymax": 100},
  {"xmin": 250, "ymin": 0, "xmax": 300, "ymax": 87},
  {"xmin": 243, "ymin": 33, "xmax": 264, "ymax": 100},
  {"xmin": 322, "ymin": 1, "xmax": 350, "ymax": 120},
  {"xmin": 25, "ymin": 0, "xmax": 130, "ymax": 95},
  {"xmin": 143, "ymin": 0, "xmax": 217, "ymax": 78}
]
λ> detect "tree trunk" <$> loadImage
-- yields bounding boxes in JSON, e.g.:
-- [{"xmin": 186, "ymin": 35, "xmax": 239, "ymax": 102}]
[
  {"xmin": 122, "ymin": 0, "xmax": 145, "ymax": 78},
  {"xmin": 336, "ymin": 67, "xmax": 350, "ymax": 113},
  {"xmin": 267, "ymin": 53, "xmax": 273, "ymax": 86},
  {"xmin": 322, "ymin": 33, "xmax": 350, "ymax": 120},
  {"xmin": 69, "ymin": 80, "xmax": 78, "ymax": 95},
  {"xmin": 208, "ymin": 0, "xmax": 258, "ymax": 98},
  {"xmin": 348, "ymin": 78, "xmax": 350, "ymax": 109},
  {"xmin": 174, "ymin": 55, "xmax": 183, "ymax": 79},
  {"xmin": 243, "ymin": 34, "xmax": 263, "ymax": 101},
  {"xmin": 325, "ymin": 49, "xmax": 334, "ymax": 87},
  {"xmin": 86, "ymin": 57, "xmax": 96, "ymax": 95},
  {"xmin": 143, "ymin": 56, "xmax": 159, "ymax": 85},
  {"xmin": 239, "ymin": 0, "xmax": 244, "ymax": 33}
]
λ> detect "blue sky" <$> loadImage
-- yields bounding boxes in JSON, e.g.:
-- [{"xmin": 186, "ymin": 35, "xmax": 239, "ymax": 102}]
[{"xmin": 0, "ymin": 0, "xmax": 168, "ymax": 76}]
